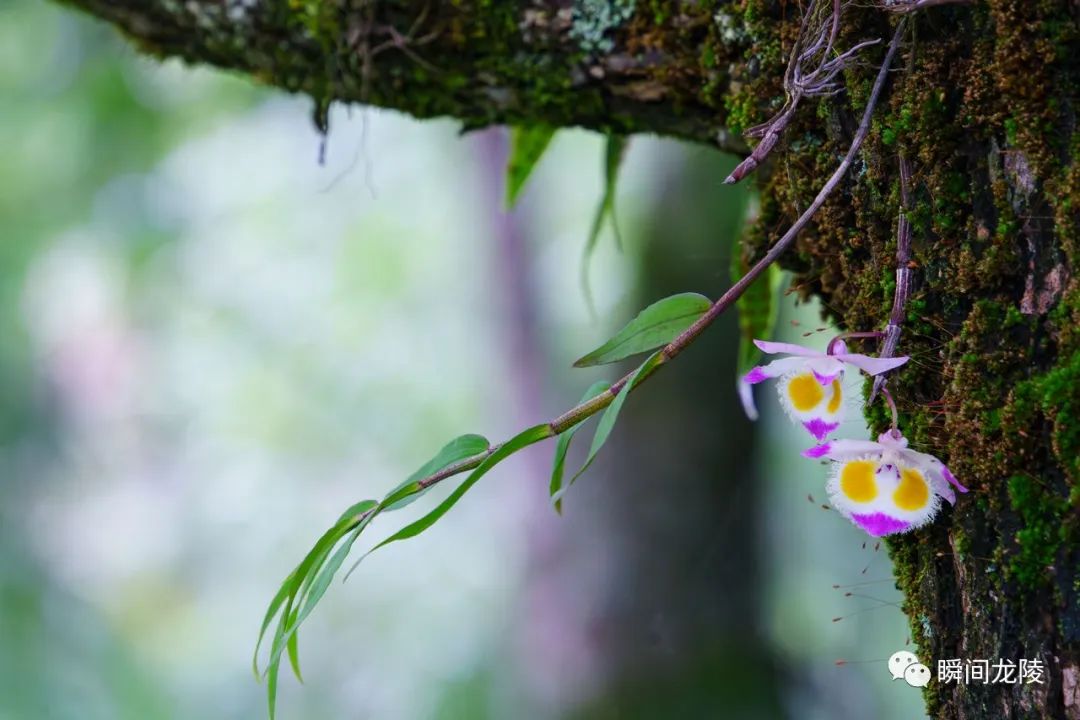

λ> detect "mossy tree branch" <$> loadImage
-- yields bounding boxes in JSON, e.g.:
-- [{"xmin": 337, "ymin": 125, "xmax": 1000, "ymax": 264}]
[
  {"xmin": 59, "ymin": 0, "xmax": 760, "ymax": 150},
  {"xmin": 56, "ymin": 1, "xmax": 1080, "ymax": 718}
]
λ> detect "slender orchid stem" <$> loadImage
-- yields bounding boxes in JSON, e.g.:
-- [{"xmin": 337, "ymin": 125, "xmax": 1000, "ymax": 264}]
[
  {"xmin": 880, "ymin": 385, "xmax": 900, "ymax": 431},
  {"xmin": 349, "ymin": 21, "xmax": 907, "ymax": 523},
  {"xmin": 827, "ymin": 331, "xmax": 886, "ymax": 355}
]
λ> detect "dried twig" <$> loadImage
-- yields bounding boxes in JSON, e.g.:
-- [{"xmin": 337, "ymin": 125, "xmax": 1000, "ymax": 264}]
[
  {"xmin": 348, "ymin": 1, "xmax": 442, "ymax": 101},
  {"xmin": 870, "ymin": 154, "xmax": 913, "ymax": 403},
  {"xmin": 725, "ymin": 0, "xmax": 880, "ymax": 184},
  {"xmin": 881, "ymin": 0, "xmax": 972, "ymax": 13}
]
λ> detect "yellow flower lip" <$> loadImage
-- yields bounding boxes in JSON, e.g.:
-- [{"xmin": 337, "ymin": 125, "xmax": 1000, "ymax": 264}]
[
  {"xmin": 787, "ymin": 373, "xmax": 825, "ymax": 411},
  {"xmin": 839, "ymin": 459, "xmax": 878, "ymax": 503},
  {"xmin": 894, "ymin": 467, "xmax": 930, "ymax": 511}
]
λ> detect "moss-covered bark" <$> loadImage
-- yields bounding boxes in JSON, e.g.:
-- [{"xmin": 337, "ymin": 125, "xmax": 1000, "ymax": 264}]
[{"xmin": 58, "ymin": 0, "xmax": 1080, "ymax": 716}]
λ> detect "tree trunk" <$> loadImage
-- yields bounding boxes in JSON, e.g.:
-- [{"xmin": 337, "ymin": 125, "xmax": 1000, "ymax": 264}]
[
  {"xmin": 568, "ymin": 146, "xmax": 782, "ymax": 719},
  {"xmin": 60, "ymin": 1, "xmax": 1080, "ymax": 717}
]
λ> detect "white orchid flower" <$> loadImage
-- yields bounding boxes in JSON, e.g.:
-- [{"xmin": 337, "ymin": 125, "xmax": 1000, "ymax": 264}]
[
  {"xmin": 804, "ymin": 429, "xmax": 969, "ymax": 536},
  {"xmin": 738, "ymin": 338, "xmax": 910, "ymax": 441}
]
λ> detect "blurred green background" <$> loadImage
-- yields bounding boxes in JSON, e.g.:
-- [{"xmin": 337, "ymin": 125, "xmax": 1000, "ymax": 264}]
[{"xmin": 0, "ymin": 3, "xmax": 927, "ymax": 719}]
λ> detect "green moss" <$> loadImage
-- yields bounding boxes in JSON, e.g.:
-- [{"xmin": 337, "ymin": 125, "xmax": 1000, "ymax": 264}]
[{"xmin": 1007, "ymin": 474, "xmax": 1067, "ymax": 589}]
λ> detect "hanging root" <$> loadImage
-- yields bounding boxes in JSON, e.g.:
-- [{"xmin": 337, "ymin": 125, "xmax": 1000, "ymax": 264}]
[{"xmin": 725, "ymin": 0, "xmax": 879, "ymax": 185}]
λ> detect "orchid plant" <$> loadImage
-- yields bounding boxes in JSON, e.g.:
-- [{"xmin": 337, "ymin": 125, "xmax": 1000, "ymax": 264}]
[{"xmin": 252, "ymin": 13, "xmax": 947, "ymax": 716}]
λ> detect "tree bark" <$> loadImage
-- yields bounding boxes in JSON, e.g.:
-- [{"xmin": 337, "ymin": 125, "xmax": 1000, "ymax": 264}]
[{"xmin": 60, "ymin": 1, "xmax": 1080, "ymax": 717}]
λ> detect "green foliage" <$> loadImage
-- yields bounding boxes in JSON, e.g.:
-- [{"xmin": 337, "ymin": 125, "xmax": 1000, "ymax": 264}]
[
  {"xmin": 569, "ymin": 351, "xmax": 662, "ymax": 484},
  {"xmin": 505, "ymin": 126, "xmax": 557, "ymax": 207},
  {"xmin": 259, "ymin": 500, "xmax": 379, "ymax": 719},
  {"xmin": 254, "ymin": 427, "xmax": 551, "ymax": 717},
  {"xmin": 367, "ymin": 425, "xmax": 553, "ymax": 554},
  {"xmin": 256, "ymin": 295, "xmax": 692, "ymax": 716},
  {"xmin": 583, "ymin": 135, "xmax": 629, "ymax": 309},
  {"xmin": 549, "ymin": 381, "xmax": 611, "ymax": 512},
  {"xmin": 382, "ymin": 434, "xmax": 490, "ymax": 510},
  {"xmin": 574, "ymin": 292, "xmax": 711, "ymax": 367}
]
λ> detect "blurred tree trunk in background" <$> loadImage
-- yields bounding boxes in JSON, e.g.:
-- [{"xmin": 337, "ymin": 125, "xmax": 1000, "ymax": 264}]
[
  {"xmin": 60, "ymin": 2, "xmax": 1080, "ymax": 717},
  {"xmin": 565, "ymin": 145, "xmax": 783, "ymax": 719}
]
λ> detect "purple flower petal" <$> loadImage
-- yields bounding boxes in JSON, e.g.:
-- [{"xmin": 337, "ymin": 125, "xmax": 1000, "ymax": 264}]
[
  {"xmin": 743, "ymin": 366, "xmax": 770, "ymax": 384},
  {"xmin": 802, "ymin": 443, "xmax": 831, "ymax": 459},
  {"xmin": 822, "ymin": 439, "xmax": 886, "ymax": 459},
  {"xmin": 942, "ymin": 466, "xmax": 969, "ymax": 494},
  {"xmin": 851, "ymin": 512, "xmax": 911, "ymax": 537},
  {"xmin": 752, "ymin": 339, "xmax": 822, "ymax": 357},
  {"xmin": 812, "ymin": 369, "xmax": 841, "ymax": 386},
  {"xmin": 834, "ymin": 353, "xmax": 910, "ymax": 376},
  {"xmin": 802, "ymin": 418, "xmax": 839, "ymax": 441}
]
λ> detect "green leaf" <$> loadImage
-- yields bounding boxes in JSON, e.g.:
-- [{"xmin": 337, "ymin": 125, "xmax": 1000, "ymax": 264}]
[
  {"xmin": 574, "ymin": 293, "xmax": 711, "ymax": 368},
  {"xmin": 261, "ymin": 504, "xmax": 375, "ymax": 688},
  {"xmin": 369, "ymin": 424, "xmax": 554, "ymax": 554},
  {"xmin": 506, "ymin": 126, "xmax": 556, "ymax": 207},
  {"xmin": 381, "ymin": 434, "xmax": 490, "ymax": 511},
  {"xmin": 570, "ymin": 351, "xmax": 662, "ymax": 484},
  {"xmin": 252, "ymin": 570, "xmax": 296, "ymax": 679},
  {"xmin": 296, "ymin": 509, "xmax": 377, "ymax": 623},
  {"xmin": 731, "ymin": 241, "xmax": 782, "ymax": 374},
  {"xmin": 266, "ymin": 597, "xmax": 291, "ymax": 720},
  {"xmin": 286, "ymin": 608, "xmax": 302, "ymax": 683},
  {"xmin": 582, "ymin": 135, "xmax": 629, "ymax": 310},
  {"xmin": 550, "ymin": 381, "xmax": 610, "ymax": 513},
  {"xmin": 257, "ymin": 530, "xmax": 337, "ymax": 679},
  {"xmin": 336, "ymin": 498, "xmax": 380, "ymax": 525},
  {"xmin": 258, "ymin": 494, "xmax": 382, "ymax": 716},
  {"xmin": 297, "ymin": 501, "xmax": 377, "ymax": 610}
]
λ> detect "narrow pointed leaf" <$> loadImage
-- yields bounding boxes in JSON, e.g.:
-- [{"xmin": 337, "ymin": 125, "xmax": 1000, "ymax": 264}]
[
  {"xmin": 266, "ymin": 600, "xmax": 290, "ymax": 720},
  {"xmin": 286, "ymin": 608, "xmax": 302, "ymax": 682},
  {"xmin": 570, "ymin": 351, "xmax": 662, "ymax": 484},
  {"xmin": 574, "ymin": 293, "xmax": 711, "ymax": 368},
  {"xmin": 296, "ymin": 501, "xmax": 377, "ymax": 610},
  {"xmin": 506, "ymin": 126, "xmax": 556, "ymax": 207},
  {"xmin": 550, "ymin": 381, "xmax": 610, "ymax": 513},
  {"xmin": 582, "ymin": 135, "xmax": 629, "ymax": 308},
  {"xmin": 369, "ymin": 424, "xmax": 554, "ymax": 554},
  {"xmin": 263, "ymin": 517, "xmax": 362, "ymax": 679},
  {"xmin": 382, "ymin": 434, "xmax": 489, "ymax": 511},
  {"xmin": 253, "ymin": 571, "xmax": 296, "ymax": 679}
]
